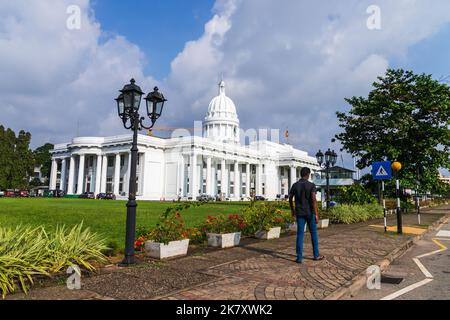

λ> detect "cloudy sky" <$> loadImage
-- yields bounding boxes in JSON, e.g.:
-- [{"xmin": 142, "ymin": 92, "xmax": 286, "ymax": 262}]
[{"xmin": 1, "ymin": 0, "xmax": 450, "ymax": 169}]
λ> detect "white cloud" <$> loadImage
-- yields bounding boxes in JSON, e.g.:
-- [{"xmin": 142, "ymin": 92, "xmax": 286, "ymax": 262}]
[
  {"xmin": 0, "ymin": 0, "xmax": 156, "ymax": 145},
  {"xmin": 1, "ymin": 0, "xmax": 450, "ymax": 163},
  {"xmin": 165, "ymin": 0, "xmax": 450, "ymax": 159}
]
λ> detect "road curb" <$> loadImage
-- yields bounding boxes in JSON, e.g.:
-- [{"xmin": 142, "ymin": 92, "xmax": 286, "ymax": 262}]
[{"xmin": 324, "ymin": 213, "xmax": 450, "ymax": 300}]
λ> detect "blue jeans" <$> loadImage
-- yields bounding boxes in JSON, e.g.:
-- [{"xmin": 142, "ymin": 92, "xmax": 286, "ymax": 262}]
[{"xmin": 296, "ymin": 214, "xmax": 320, "ymax": 261}]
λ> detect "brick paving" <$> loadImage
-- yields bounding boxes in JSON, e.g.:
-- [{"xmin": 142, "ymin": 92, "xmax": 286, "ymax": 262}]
[{"xmin": 6, "ymin": 206, "xmax": 449, "ymax": 300}]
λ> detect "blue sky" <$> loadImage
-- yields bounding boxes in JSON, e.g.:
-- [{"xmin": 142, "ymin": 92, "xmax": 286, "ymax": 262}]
[{"xmin": 91, "ymin": 0, "xmax": 215, "ymax": 80}]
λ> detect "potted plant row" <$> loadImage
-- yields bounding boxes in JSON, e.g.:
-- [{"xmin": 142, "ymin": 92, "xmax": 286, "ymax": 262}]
[
  {"xmin": 241, "ymin": 202, "xmax": 293, "ymax": 240},
  {"xmin": 137, "ymin": 208, "xmax": 191, "ymax": 260},
  {"xmin": 201, "ymin": 214, "xmax": 246, "ymax": 248}
]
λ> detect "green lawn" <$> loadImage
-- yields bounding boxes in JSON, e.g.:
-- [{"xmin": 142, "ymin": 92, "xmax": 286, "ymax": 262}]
[{"xmin": 0, "ymin": 198, "xmax": 248, "ymax": 248}]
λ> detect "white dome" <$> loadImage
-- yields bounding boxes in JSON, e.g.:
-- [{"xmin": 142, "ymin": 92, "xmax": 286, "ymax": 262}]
[
  {"xmin": 205, "ymin": 81, "xmax": 239, "ymax": 122},
  {"xmin": 203, "ymin": 81, "xmax": 240, "ymax": 144}
]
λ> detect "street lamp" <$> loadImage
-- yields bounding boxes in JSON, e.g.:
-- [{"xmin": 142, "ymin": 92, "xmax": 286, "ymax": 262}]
[
  {"xmin": 316, "ymin": 148, "xmax": 338, "ymax": 211},
  {"xmin": 116, "ymin": 79, "xmax": 167, "ymax": 266}
]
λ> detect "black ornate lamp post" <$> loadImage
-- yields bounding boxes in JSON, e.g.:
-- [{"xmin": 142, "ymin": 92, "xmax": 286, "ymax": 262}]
[
  {"xmin": 316, "ymin": 148, "xmax": 337, "ymax": 211},
  {"xmin": 116, "ymin": 79, "xmax": 167, "ymax": 266}
]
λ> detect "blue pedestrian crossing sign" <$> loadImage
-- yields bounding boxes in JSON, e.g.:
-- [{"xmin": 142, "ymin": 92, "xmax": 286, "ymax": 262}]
[{"xmin": 372, "ymin": 162, "xmax": 392, "ymax": 180}]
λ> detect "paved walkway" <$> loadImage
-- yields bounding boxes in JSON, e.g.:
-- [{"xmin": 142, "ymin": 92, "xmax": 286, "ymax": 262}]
[{"xmin": 7, "ymin": 206, "xmax": 449, "ymax": 300}]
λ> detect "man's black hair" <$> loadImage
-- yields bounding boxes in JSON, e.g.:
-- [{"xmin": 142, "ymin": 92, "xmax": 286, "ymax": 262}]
[{"xmin": 301, "ymin": 167, "xmax": 311, "ymax": 178}]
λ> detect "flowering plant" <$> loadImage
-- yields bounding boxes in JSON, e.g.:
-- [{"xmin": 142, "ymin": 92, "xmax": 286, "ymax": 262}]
[
  {"xmin": 242, "ymin": 202, "xmax": 293, "ymax": 234},
  {"xmin": 201, "ymin": 214, "xmax": 246, "ymax": 235},
  {"xmin": 147, "ymin": 208, "xmax": 190, "ymax": 245}
]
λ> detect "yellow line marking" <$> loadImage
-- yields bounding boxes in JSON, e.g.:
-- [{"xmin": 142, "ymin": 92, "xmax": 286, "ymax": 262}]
[
  {"xmin": 369, "ymin": 225, "xmax": 426, "ymax": 235},
  {"xmin": 432, "ymin": 239, "xmax": 447, "ymax": 251}
]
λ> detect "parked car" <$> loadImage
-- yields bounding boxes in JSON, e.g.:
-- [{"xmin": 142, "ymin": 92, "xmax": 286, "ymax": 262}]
[
  {"xmin": 4, "ymin": 190, "xmax": 16, "ymax": 197},
  {"xmin": 254, "ymin": 196, "xmax": 267, "ymax": 201},
  {"xmin": 79, "ymin": 192, "xmax": 95, "ymax": 199},
  {"xmin": 18, "ymin": 190, "xmax": 30, "ymax": 198},
  {"xmin": 45, "ymin": 190, "xmax": 65, "ymax": 198},
  {"xmin": 0, "ymin": 190, "xmax": 4, "ymax": 197},
  {"xmin": 96, "ymin": 193, "xmax": 116, "ymax": 200},
  {"xmin": 196, "ymin": 194, "xmax": 215, "ymax": 202}
]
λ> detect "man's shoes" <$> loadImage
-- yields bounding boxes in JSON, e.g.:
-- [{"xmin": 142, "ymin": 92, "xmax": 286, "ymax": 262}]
[
  {"xmin": 313, "ymin": 255, "xmax": 325, "ymax": 261},
  {"xmin": 295, "ymin": 258, "xmax": 302, "ymax": 264}
]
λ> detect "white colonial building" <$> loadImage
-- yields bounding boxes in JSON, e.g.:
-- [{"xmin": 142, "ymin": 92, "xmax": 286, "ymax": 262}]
[{"xmin": 50, "ymin": 81, "xmax": 320, "ymax": 200}]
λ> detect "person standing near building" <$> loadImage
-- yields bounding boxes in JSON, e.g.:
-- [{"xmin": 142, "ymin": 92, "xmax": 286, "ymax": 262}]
[{"xmin": 289, "ymin": 167, "xmax": 325, "ymax": 264}]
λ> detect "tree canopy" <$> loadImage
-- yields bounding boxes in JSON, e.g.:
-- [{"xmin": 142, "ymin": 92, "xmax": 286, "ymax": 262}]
[
  {"xmin": 0, "ymin": 126, "xmax": 34, "ymax": 190},
  {"xmin": 336, "ymin": 69, "xmax": 450, "ymax": 193},
  {"xmin": 33, "ymin": 143, "xmax": 54, "ymax": 182}
]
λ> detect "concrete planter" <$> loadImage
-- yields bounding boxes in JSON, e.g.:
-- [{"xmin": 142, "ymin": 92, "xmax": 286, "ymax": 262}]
[
  {"xmin": 255, "ymin": 227, "xmax": 281, "ymax": 240},
  {"xmin": 287, "ymin": 223, "xmax": 307, "ymax": 232},
  {"xmin": 317, "ymin": 219, "xmax": 330, "ymax": 229},
  {"xmin": 207, "ymin": 232, "xmax": 241, "ymax": 248},
  {"xmin": 145, "ymin": 239, "xmax": 190, "ymax": 260},
  {"xmin": 287, "ymin": 219, "xmax": 329, "ymax": 231}
]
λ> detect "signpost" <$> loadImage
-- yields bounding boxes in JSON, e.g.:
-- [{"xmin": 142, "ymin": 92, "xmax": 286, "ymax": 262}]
[
  {"xmin": 372, "ymin": 162, "xmax": 392, "ymax": 233},
  {"xmin": 391, "ymin": 162, "xmax": 403, "ymax": 235}
]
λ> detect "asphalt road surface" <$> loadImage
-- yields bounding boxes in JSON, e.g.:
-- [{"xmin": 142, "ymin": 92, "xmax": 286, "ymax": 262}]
[{"xmin": 352, "ymin": 216, "xmax": 450, "ymax": 300}]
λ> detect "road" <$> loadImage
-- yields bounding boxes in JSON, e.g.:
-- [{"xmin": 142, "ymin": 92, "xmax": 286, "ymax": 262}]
[{"xmin": 352, "ymin": 216, "xmax": 450, "ymax": 300}]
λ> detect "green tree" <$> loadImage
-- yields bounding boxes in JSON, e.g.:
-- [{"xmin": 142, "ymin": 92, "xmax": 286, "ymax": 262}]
[
  {"xmin": 0, "ymin": 126, "xmax": 34, "ymax": 189},
  {"xmin": 11, "ymin": 130, "xmax": 34, "ymax": 189},
  {"xmin": 33, "ymin": 143, "xmax": 54, "ymax": 183},
  {"xmin": 335, "ymin": 184, "xmax": 378, "ymax": 205},
  {"xmin": 336, "ymin": 69, "xmax": 450, "ymax": 194}
]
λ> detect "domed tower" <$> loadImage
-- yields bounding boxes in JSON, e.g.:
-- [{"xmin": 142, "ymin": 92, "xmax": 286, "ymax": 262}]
[{"xmin": 203, "ymin": 81, "xmax": 240, "ymax": 144}]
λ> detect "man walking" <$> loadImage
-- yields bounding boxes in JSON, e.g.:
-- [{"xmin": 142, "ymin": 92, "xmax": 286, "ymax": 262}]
[{"xmin": 289, "ymin": 167, "xmax": 324, "ymax": 264}]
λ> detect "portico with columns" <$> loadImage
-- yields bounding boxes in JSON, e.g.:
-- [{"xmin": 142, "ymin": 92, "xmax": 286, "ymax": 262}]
[{"xmin": 51, "ymin": 81, "xmax": 320, "ymax": 200}]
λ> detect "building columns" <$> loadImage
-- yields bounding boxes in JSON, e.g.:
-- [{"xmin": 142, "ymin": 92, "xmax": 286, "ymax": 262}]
[
  {"xmin": 191, "ymin": 153, "xmax": 199, "ymax": 199},
  {"xmin": 95, "ymin": 154, "xmax": 102, "ymax": 195},
  {"xmin": 256, "ymin": 164, "xmax": 263, "ymax": 196},
  {"xmin": 60, "ymin": 159, "xmax": 67, "ymax": 192},
  {"xmin": 125, "ymin": 152, "xmax": 131, "ymax": 195},
  {"xmin": 206, "ymin": 157, "xmax": 212, "ymax": 196},
  {"xmin": 179, "ymin": 156, "xmax": 185, "ymax": 198},
  {"xmin": 100, "ymin": 155, "xmax": 108, "ymax": 193},
  {"xmin": 113, "ymin": 153, "xmax": 121, "ymax": 196},
  {"xmin": 67, "ymin": 156, "xmax": 76, "ymax": 195},
  {"xmin": 76, "ymin": 154, "xmax": 85, "ymax": 194},
  {"xmin": 221, "ymin": 159, "xmax": 227, "ymax": 197},
  {"xmin": 246, "ymin": 163, "xmax": 251, "ymax": 198},
  {"xmin": 290, "ymin": 165, "xmax": 297, "ymax": 190},
  {"xmin": 234, "ymin": 161, "xmax": 240, "ymax": 199},
  {"xmin": 49, "ymin": 159, "xmax": 57, "ymax": 190}
]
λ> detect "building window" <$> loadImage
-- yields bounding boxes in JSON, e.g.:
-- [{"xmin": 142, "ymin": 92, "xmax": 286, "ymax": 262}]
[
  {"xmin": 119, "ymin": 178, "xmax": 124, "ymax": 193},
  {"xmin": 107, "ymin": 156, "xmax": 114, "ymax": 168},
  {"xmin": 280, "ymin": 168, "xmax": 284, "ymax": 176},
  {"xmin": 106, "ymin": 177, "xmax": 113, "ymax": 193}
]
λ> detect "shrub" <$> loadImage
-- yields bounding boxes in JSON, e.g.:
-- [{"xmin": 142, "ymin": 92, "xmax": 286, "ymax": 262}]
[
  {"xmin": 138, "ymin": 202, "xmax": 208, "ymax": 246},
  {"xmin": 241, "ymin": 202, "xmax": 294, "ymax": 235},
  {"xmin": 323, "ymin": 204, "xmax": 383, "ymax": 224},
  {"xmin": 335, "ymin": 185, "xmax": 378, "ymax": 205},
  {"xmin": 0, "ymin": 224, "xmax": 107, "ymax": 299},
  {"xmin": 200, "ymin": 214, "xmax": 246, "ymax": 235},
  {"xmin": 147, "ymin": 207, "xmax": 190, "ymax": 245}
]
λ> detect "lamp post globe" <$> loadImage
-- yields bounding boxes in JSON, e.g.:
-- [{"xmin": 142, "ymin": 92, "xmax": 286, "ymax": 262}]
[
  {"xmin": 145, "ymin": 87, "xmax": 167, "ymax": 125},
  {"xmin": 116, "ymin": 79, "xmax": 167, "ymax": 266},
  {"xmin": 325, "ymin": 149, "xmax": 333, "ymax": 165},
  {"xmin": 120, "ymin": 78, "xmax": 144, "ymax": 113},
  {"xmin": 315, "ymin": 150, "xmax": 324, "ymax": 166},
  {"xmin": 116, "ymin": 94, "xmax": 125, "ymax": 120}
]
